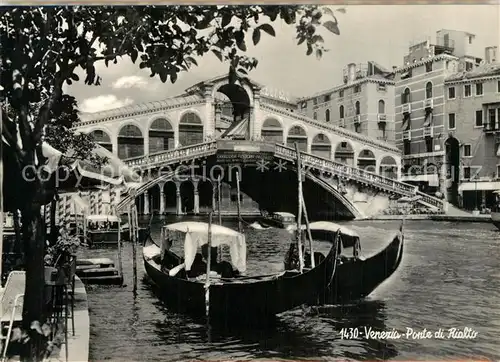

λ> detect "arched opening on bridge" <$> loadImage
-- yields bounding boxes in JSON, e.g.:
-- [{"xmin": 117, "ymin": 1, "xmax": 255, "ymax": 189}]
[
  {"xmin": 164, "ymin": 182, "xmax": 177, "ymax": 213},
  {"xmin": 198, "ymin": 179, "xmax": 213, "ymax": 213},
  {"xmin": 180, "ymin": 181, "xmax": 195, "ymax": 214},
  {"xmin": 311, "ymin": 133, "xmax": 332, "ymax": 159},
  {"xmin": 379, "ymin": 156, "xmax": 398, "ymax": 179},
  {"xmin": 286, "ymin": 125, "xmax": 308, "ymax": 152},
  {"xmin": 261, "ymin": 118, "xmax": 283, "ymax": 144},
  {"xmin": 149, "ymin": 186, "xmax": 160, "ymax": 213},
  {"xmin": 445, "ymin": 135, "xmax": 460, "ymax": 206},
  {"xmin": 179, "ymin": 112, "xmax": 204, "ymax": 147},
  {"xmin": 357, "ymin": 149, "xmax": 376, "ymax": 173},
  {"xmin": 118, "ymin": 124, "xmax": 144, "ymax": 159},
  {"xmin": 216, "ymin": 83, "xmax": 251, "ymax": 123},
  {"xmin": 149, "ymin": 118, "xmax": 174, "ymax": 154},
  {"xmin": 334, "ymin": 141, "xmax": 354, "ymax": 166},
  {"xmin": 89, "ymin": 130, "xmax": 112, "ymax": 152}
]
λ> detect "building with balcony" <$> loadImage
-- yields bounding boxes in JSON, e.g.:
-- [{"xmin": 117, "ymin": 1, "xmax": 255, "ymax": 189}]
[
  {"xmin": 395, "ymin": 29, "xmax": 487, "ymax": 204},
  {"xmin": 444, "ymin": 62, "xmax": 500, "ymax": 210},
  {"xmin": 296, "ymin": 61, "xmax": 396, "ymax": 144}
]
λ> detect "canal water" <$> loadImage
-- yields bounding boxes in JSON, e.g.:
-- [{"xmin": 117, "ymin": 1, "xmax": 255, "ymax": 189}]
[{"xmin": 80, "ymin": 217, "xmax": 500, "ymax": 361}]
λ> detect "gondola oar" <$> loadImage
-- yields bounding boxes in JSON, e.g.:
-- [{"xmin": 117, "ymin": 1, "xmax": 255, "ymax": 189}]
[
  {"xmin": 295, "ymin": 143, "xmax": 305, "ymax": 273},
  {"xmin": 205, "ymin": 212, "xmax": 213, "ymax": 323},
  {"xmin": 301, "ymin": 192, "xmax": 315, "ymax": 268}
]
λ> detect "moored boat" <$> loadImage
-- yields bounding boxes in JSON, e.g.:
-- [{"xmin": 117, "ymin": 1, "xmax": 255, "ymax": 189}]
[
  {"xmin": 259, "ymin": 211, "xmax": 297, "ymax": 230},
  {"xmin": 286, "ymin": 221, "xmax": 404, "ymax": 304},
  {"xmin": 143, "ymin": 219, "xmax": 338, "ymax": 326},
  {"xmin": 86, "ymin": 214, "xmax": 123, "ymax": 247},
  {"xmin": 491, "ymin": 191, "xmax": 500, "ymax": 230}
]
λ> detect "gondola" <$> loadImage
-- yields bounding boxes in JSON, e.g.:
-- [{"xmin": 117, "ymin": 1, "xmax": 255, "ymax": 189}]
[
  {"xmin": 142, "ymin": 219, "xmax": 338, "ymax": 326},
  {"xmin": 286, "ymin": 221, "xmax": 404, "ymax": 304}
]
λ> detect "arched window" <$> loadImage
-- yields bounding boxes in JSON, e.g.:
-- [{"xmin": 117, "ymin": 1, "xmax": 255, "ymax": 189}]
[
  {"xmin": 339, "ymin": 105, "xmax": 344, "ymax": 119},
  {"xmin": 179, "ymin": 112, "xmax": 203, "ymax": 146},
  {"xmin": 89, "ymin": 130, "xmax": 112, "ymax": 152},
  {"xmin": 355, "ymin": 101, "xmax": 360, "ymax": 115},
  {"xmin": 378, "ymin": 100, "xmax": 385, "ymax": 114},
  {"xmin": 261, "ymin": 118, "xmax": 283, "ymax": 144},
  {"xmin": 149, "ymin": 118, "xmax": 174, "ymax": 154},
  {"xmin": 118, "ymin": 124, "xmax": 144, "ymax": 159},
  {"xmin": 402, "ymin": 88, "xmax": 411, "ymax": 104},
  {"xmin": 325, "ymin": 109, "xmax": 330, "ymax": 122},
  {"xmin": 426, "ymin": 82, "xmax": 433, "ymax": 99}
]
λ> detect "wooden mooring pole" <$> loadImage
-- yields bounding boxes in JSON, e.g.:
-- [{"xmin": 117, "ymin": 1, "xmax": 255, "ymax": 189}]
[
  {"xmin": 132, "ymin": 202, "xmax": 139, "ymax": 295},
  {"xmin": 236, "ymin": 171, "xmax": 242, "ymax": 233},
  {"xmin": 294, "ymin": 143, "xmax": 305, "ymax": 273}
]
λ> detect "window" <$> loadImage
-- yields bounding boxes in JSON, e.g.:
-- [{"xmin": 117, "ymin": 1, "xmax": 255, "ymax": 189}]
[
  {"xmin": 324, "ymin": 94, "xmax": 331, "ymax": 102},
  {"xmin": 463, "ymin": 144, "xmax": 472, "ymax": 157},
  {"xmin": 402, "ymin": 88, "xmax": 411, "ymax": 104},
  {"xmin": 339, "ymin": 105, "xmax": 344, "ymax": 119},
  {"xmin": 354, "ymin": 85, "xmax": 361, "ymax": 93},
  {"xmin": 355, "ymin": 101, "xmax": 360, "ymax": 115},
  {"xmin": 463, "ymin": 167, "xmax": 471, "ymax": 180},
  {"xmin": 465, "ymin": 62, "xmax": 473, "ymax": 71},
  {"xmin": 464, "ymin": 84, "xmax": 471, "ymax": 97},
  {"xmin": 475, "ymin": 110, "xmax": 483, "ymax": 127},
  {"xmin": 468, "ymin": 35, "xmax": 473, "ymax": 44},
  {"xmin": 425, "ymin": 62, "xmax": 433, "ymax": 72},
  {"xmin": 378, "ymin": 83, "xmax": 386, "ymax": 91},
  {"xmin": 448, "ymin": 113, "xmax": 456, "ymax": 129},
  {"xmin": 425, "ymin": 82, "xmax": 433, "ymax": 99},
  {"xmin": 300, "ymin": 101, "xmax": 307, "ymax": 109},
  {"xmin": 341, "ymin": 141, "xmax": 347, "ymax": 148},
  {"xmin": 403, "ymin": 140, "xmax": 411, "ymax": 155},
  {"xmin": 425, "ymin": 137, "xmax": 433, "ymax": 153},
  {"xmin": 448, "ymin": 86, "xmax": 456, "ymax": 99},
  {"xmin": 476, "ymin": 83, "xmax": 483, "ymax": 96},
  {"xmin": 325, "ymin": 109, "xmax": 330, "ymax": 122},
  {"xmin": 489, "ymin": 109, "xmax": 496, "ymax": 128},
  {"xmin": 313, "ymin": 98, "xmax": 317, "ymax": 105},
  {"xmin": 497, "ymin": 80, "xmax": 500, "ymax": 92},
  {"xmin": 378, "ymin": 100, "xmax": 385, "ymax": 114},
  {"xmin": 313, "ymin": 112, "xmax": 317, "ymax": 120},
  {"xmin": 338, "ymin": 90, "xmax": 344, "ymax": 98}
]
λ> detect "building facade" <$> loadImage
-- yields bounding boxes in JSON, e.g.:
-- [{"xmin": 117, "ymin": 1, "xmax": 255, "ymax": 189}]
[
  {"xmin": 395, "ymin": 29, "xmax": 500, "ymax": 208},
  {"xmin": 444, "ymin": 64, "xmax": 500, "ymax": 210},
  {"xmin": 296, "ymin": 61, "xmax": 396, "ymax": 146}
]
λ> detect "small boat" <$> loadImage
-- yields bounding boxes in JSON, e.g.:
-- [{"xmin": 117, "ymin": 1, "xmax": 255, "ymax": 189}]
[
  {"xmin": 286, "ymin": 221, "xmax": 404, "ymax": 304},
  {"xmin": 143, "ymin": 220, "xmax": 338, "ymax": 325},
  {"xmin": 85, "ymin": 214, "xmax": 123, "ymax": 247},
  {"xmin": 260, "ymin": 211, "xmax": 297, "ymax": 230}
]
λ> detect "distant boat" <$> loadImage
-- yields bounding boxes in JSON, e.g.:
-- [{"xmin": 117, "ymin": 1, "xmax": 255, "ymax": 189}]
[
  {"xmin": 285, "ymin": 221, "xmax": 404, "ymax": 304},
  {"xmin": 259, "ymin": 211, "xmax": 297, "ymax": 230},
  {"xmin": 143, "ymin": 220, "xmax": 338, "ymax": 326}
]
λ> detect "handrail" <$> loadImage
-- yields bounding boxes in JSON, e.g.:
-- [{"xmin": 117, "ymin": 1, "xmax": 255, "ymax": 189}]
[{"xmin": 124, "ymin": 141, "xmax": 218, "ymax": 168}]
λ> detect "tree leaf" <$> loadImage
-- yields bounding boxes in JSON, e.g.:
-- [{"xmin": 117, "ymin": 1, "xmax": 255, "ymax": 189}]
[
  {"xmin": 237, "ymin": 39, "xmax": 247, "ymax": 52},
  {"xmin": 237, "ymin": 67, "xmax": 248, "ymax": 75},
  {"xmin": 211, "ymin": 49, "xmax": 223, "ymax": 62},
  {"xmin": 186, "ymin": 57, "xmax": 198, "ymax": 66},
  {"xmin": 159, "ymin": 69, "xmax": 167, "ymax": 83},
  {"xmin": 66, "ymin": 78, "xmax": 72, "ymax": 85},
  {"xmin": 336, "ymin": 8, "xmax": 346, "ymax": 13},
  {"xmin": 297, "ymin": 36, "xmax": 305, "ymax": 45},
  {"xmin": 323, "ymin": 21, "xmax": 340, "ymax": 35},
  {"xmin": 139, "ymin": 61, "xmax": 147, "ymax": 69},
  {"xmin": 252, "ymin": 28, "xmax": 261, "ymax": 46},
  {"xmin": 306, "ymin": 44, "xmax": 313, "ymax": 56},
  {"xmin": 316, "ymin": 48, "xmax": 322, "ymax": 60},
  {"xmin": 170, "ymin": 71, "xmax": 178, "ymax": 84},
  {"xmin": 322, "ymin": 7, "xmax": 335, "ymax": 18},
  {"xmin": 70, "ymin": 73, "xmax": 79, "ymax": 81},
  {"xmin": 258, "ymin": 24, "xmax": 276, "ymax": 37},
  {"xmin": 221, "ymin": 13, "xmax": 232, "ymax": 27},
  {"xmin": 130, "ymin": 49, "xmax": 138, "ymax": 63}
]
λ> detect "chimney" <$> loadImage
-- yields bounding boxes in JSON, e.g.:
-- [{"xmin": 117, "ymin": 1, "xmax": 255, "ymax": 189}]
[
  {"xmin": 485, "ymin": 46, "xmax": 498, "ymax": 64},
  {"xmin": 347, "ymin": 63, "xmax": 356, "ymax": 84}
]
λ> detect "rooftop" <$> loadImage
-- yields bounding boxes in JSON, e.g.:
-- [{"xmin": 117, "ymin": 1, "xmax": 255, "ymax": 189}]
[{"xmin": 445, "ymin": 62, "xmax": 500, "ymax": 82}]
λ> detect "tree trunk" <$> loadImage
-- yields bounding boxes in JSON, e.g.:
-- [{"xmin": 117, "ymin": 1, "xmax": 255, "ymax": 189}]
[{"xmin": 20, "ymin": 200, "xmax": 47, "ymax": 361}]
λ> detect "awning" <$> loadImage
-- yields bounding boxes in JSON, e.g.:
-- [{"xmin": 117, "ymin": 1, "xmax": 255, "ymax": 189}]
[
  {"xmin": 459, "ymin": 181, "xmax": 500, "ymax": 192},
  {"xmin": 220, "ymin": 117, "xmax": 249, "ymax": 139},
  {"xmin": 401, "ymin": 173, "xmax": 439, "ymax": 186},
  {"xmin": 423, "ymin": 111, "xmax": 433, "ymax": 127}
]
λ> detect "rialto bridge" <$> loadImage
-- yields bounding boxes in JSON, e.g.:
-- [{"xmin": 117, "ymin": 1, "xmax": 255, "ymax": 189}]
[{"xmin": 74, "ymin": 75, "xmax": 445, "ymax": 219}]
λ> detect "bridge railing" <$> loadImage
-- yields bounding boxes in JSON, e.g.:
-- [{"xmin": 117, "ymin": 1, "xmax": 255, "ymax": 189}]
[
  {"xmin": 124, "ymin": 141, "xmax": 218, "ymax": 168},
  {"xmin": 275, "ymin": 144, "xmax": 445, "ymax": 209}
]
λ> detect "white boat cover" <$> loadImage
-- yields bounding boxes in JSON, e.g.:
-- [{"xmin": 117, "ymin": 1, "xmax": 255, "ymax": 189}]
[{"xmin": 161, "ymin": 222, "xmax": 246, "ymax": 273}]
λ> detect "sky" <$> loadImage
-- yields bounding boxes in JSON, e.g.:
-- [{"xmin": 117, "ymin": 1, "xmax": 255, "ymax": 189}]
[{"xmin": 66, "ymin": 4, "xmax": 500, "ymax": 114}]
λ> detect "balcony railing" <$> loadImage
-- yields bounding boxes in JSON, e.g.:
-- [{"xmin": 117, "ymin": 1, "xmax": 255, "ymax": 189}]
[
  {"xmin": 377, "ymin": 114, "xmax": 387, "ymax": 123},
  {"xmin": 339, "ymin": 118, "xmax": 345, "ymax": 128},
  {"xmin": 423, "ymin": 98, "xmax": 433, "ymax": 109},
  {"xmin": 484, "ymin": 122, "xmax": 500, "ymax": 133},
  {"xmin": 402, "ymin": 103, "xmax": 412, "ymax": 114},
  {"xmin": 354, "ymin": 115, "xmax": 361, "ymax": 124},
  {"xmin": 403, "ymin": 130, "xmax": 412, "ymax": 141},
  {"xmin": 423, "ymin": 127, "xmax": 433, "ymax": 138},
  {"xmin": 377, "ymin": 136, "xmax": 388, "ymax": 142}
]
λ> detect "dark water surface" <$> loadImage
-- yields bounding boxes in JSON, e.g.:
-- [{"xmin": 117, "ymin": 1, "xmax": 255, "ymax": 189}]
[{"xmin": 80, "ymin": 217, "xmax": 500, "ymax": 361}]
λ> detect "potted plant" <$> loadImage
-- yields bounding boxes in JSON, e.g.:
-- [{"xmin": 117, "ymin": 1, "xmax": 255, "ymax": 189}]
[{"xmin": 44, "ymin": 227, "xmax": 80, "ymax": 283}]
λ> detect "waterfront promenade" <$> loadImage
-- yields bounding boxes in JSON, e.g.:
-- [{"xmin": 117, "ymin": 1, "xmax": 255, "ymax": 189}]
[{"xmin": 49, "ymin": 276, "xmax": 89, "ymax": 362}]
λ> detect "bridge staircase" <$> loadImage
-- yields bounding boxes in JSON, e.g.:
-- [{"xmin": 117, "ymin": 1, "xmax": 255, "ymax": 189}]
[{"xmin": 118, "ymin": 141, "xmax": 445, "ymax": 212}]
